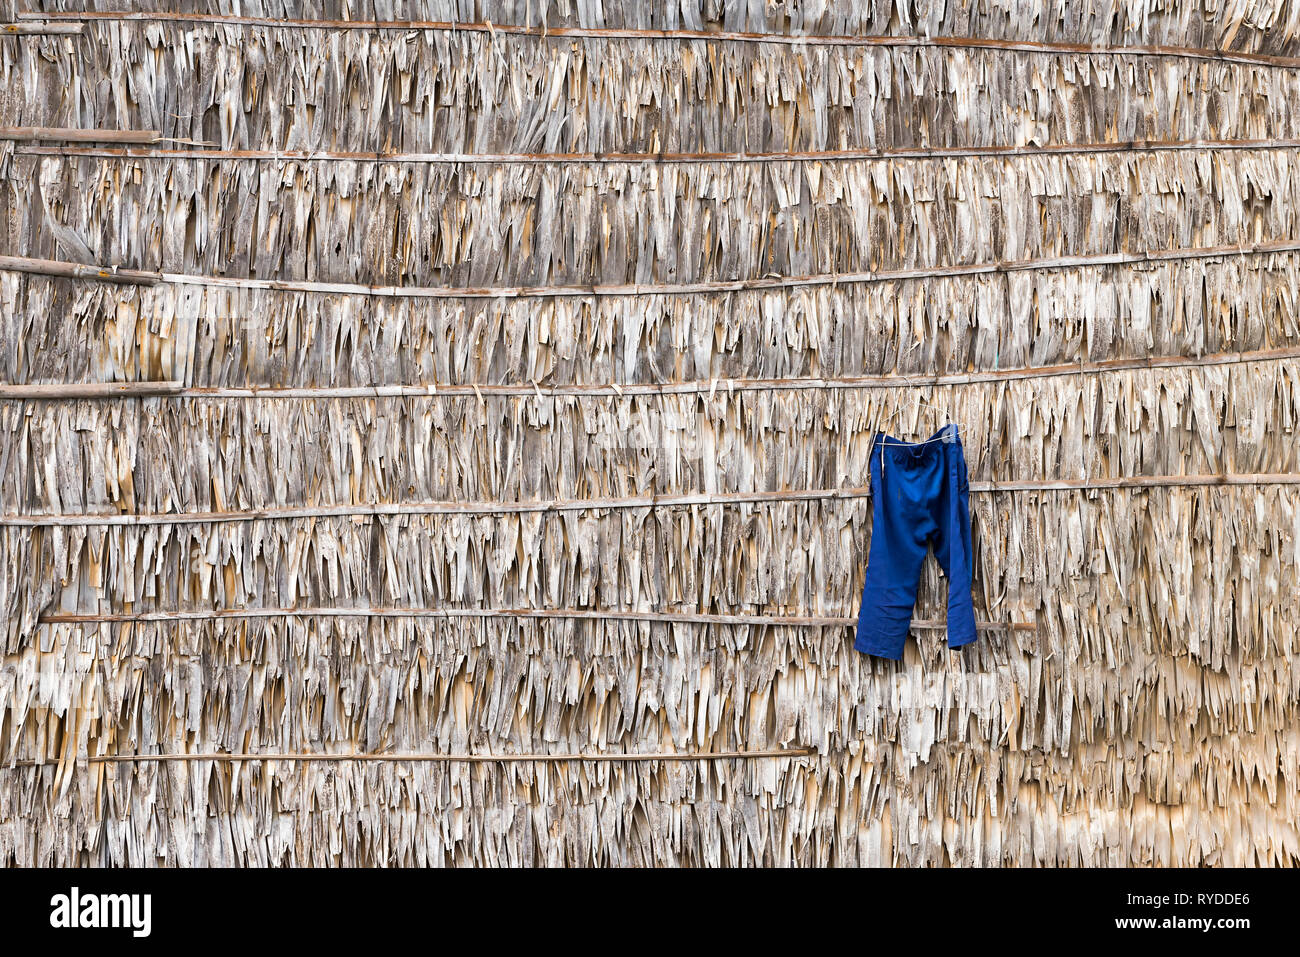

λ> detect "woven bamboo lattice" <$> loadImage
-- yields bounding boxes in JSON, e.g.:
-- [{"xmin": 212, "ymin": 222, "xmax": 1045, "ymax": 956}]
[{"xmin": 1, "ymin": 1, "xmax": 1299, "ymax": 866}]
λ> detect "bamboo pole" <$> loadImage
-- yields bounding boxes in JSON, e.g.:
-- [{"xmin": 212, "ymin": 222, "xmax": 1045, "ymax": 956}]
[
  {"xmin": 0, "ymin": 127, "xmax": 159, "ymax": 144},
  {"xmin": 0, "ymin": 345, "xmax": 1290, "ymax": 404},
  {"xmin": 18, "ymin": 12, "xmax": 1300, "ymax": 70},
  {"xmin": 0, "ymin": 256, "xmax": 161, "ymax": 285},
  {"xmin": 36, "ymin": 607, "xmax": 1037, "ymax": 628},
  {"xmin": 168, "ymin": 345, "xmax": 1300, "ymax": 400},
  {"xmin": 3, "ymin": 474, "xmax": 1297, "ymax": 528},
  {"xmin": 3, "ymin": 747, "xmax": 815, "ymax": 768},
  {"xmin": 1, "ymin": 22, "xmax": 83, "ymax": 36},
  {"xmin": 0, "ymin": 381, "xmax": 182, "ymax": 399},
  {"xmin": 143, "ymin": 240, "xmax": 1300, "ymax": 298},
  {"xmin": 7, "ymin": 242, "xmax": 1300, "ymax": 298},
  {"xmin": 19, "ymin": 137, "xmax": 1300, "ymax": 165}
]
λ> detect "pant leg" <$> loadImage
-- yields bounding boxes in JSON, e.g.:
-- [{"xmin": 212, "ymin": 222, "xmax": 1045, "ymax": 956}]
[
  {"xmin": 928, "ymin": 436, "xmax": 979, "ymax": 649},
  {"xmin": 855, "ymin": 442, "xmax": 934, "ymax": 659}
]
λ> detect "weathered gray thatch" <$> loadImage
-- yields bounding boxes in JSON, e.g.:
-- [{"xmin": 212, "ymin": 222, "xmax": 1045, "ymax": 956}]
[
  {"xmin": 1, "ymin": 1, "xmax": 1299, "ymax": 866},
  {"xmin": 12, "ymin": 29, "xmax": 1300, "ymax": 153}
]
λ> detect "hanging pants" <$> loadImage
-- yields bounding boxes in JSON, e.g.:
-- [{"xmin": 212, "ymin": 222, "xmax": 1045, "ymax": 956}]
[{"xmin": 854, "ymin": 424, "xmax": 979, "ymax": 659}]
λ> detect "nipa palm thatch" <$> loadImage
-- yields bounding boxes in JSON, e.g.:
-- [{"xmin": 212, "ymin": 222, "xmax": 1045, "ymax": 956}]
[{"xmin": 0, "ymin": 0, "xmax": 1298, "ymax": 866}]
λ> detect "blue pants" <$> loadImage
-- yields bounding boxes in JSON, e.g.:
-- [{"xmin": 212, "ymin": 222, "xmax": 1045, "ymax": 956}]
[{"xmin": 854, "ymin": 424, "xmax": 979, "ymax": 659}]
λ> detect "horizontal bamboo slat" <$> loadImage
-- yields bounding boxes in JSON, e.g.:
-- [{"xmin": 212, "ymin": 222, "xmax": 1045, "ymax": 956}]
[
  {"xmin": 18, "ymin": 12, "xmax": 1300, "ymax": 70},
  {"xmin": 0, "ymin": 127, "xmax": 159, "ymax": 144},
  {"xmin": 175, "ymin": 346, "xmax": 1300, "ymax": 397},
  {"xmin": 5, "ymin": 748, "xmax": 815, "ymax": 767},
  {"xmin": 3, "ymin": 474, "xmax": 1296, "ymax": 527},
  {"xmin": 6, "ymin": 241, "xmax": 1296, "ymax": 299},
  {"xmin": 1, "ymin": 346, "xmax": 1291, "ymax": 402},
  {"xmin": 0, "ymin": 256, "xmax": 161, "ymax": 285},
  {"xmin": 160, "ymin": 240, "xmax": 1300, "ymax": 295},
  {"xmin": 1, "ymin": 22, "xmax": 82, "ymax": 37},
  {"xmin": 35, "ymin": 607, "xmax": 1036, "ymax": 628},
  {"xmin": 19, "ymin": 137, "xmax": 1300, "ymax": 165},
  {"xmin": 0, "ymin": 381, "xmax": 182, "ymax": 399}
]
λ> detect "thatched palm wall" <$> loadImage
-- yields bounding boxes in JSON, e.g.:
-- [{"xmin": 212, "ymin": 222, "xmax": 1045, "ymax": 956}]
[{"xmin": 1, "ymin": 1, "xmax": 1298, "ymax": 865}]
